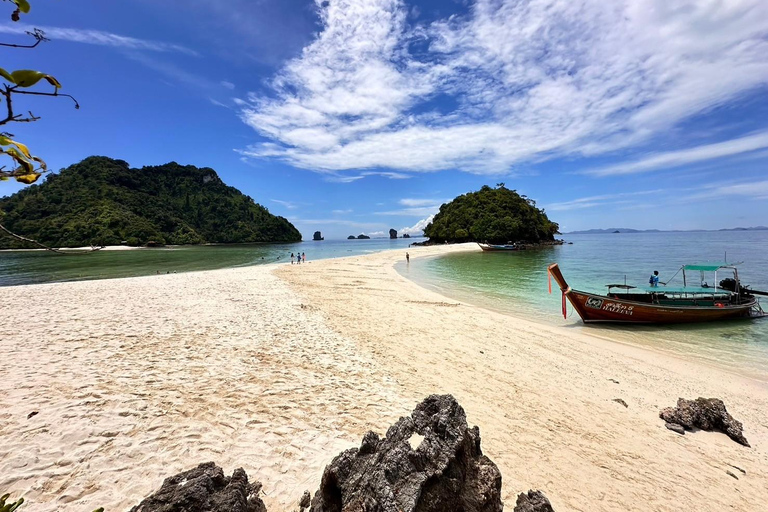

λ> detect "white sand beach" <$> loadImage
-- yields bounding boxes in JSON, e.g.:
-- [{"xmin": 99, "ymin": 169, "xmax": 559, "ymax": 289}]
[{"xmin": 1, "ymin": 243, "xmax": 767, "ymax": 511}]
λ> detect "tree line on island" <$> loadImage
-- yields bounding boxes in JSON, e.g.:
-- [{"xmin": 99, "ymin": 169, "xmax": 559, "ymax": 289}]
[
  {"xmin": 423, "ymin": 184, "xmax": 559, "ymax": 244},
  {"xmin": 0, "ymin": 156, "xmax": 301, "ymax": 249}
]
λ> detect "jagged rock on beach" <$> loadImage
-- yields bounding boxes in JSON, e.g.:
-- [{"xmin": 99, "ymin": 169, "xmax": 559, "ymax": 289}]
[
  {"xmin": 659, "ymin": 398, "xmax": 750, "ymax": 447},
  {"xmin": 514, "ymin": 490, "xmax": 555, "ymax": 512},
  {"xmin": 299, "ymin": 490, "xmax": 311, "ymax": 510},
  {"xmin": 665, "ymin": 422, "xmax": 686, "ymax": 435},
  {"xmin": 129, "ymin": 462, "xmax": 266, "ymax": 512},
  {"xmin": 308, "ymin": 394, "xmax": 503, "ymax": 512}
]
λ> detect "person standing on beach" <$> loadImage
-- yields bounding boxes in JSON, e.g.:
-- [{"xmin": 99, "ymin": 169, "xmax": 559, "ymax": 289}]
[
  {"xmin": 406, "ymin": 252, "xmax": 410, "ymax": 263},
  {"xmin": 302, "ymin": 252, "xmax": 306, "ymax": 263},
  {"xmin": 291, "ymin": 253, "xmax": 295, "ymax": 264}
]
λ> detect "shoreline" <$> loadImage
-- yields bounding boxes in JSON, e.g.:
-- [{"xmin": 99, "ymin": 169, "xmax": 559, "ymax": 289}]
[
  {"xmin": 1, "ymin": 243, "xmax": 766, "ymax": 511},
  {"xmin": 394, "ymin": 247, "xmax": 768, "ymax": 384}
]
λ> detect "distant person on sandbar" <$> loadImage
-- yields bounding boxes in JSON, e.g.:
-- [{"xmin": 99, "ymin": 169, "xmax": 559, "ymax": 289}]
[
  {"xmin": 649, "ymin": 270, "xmax": 660, "ymax": 287},
  {"xmin": 302, "ymin": 252, "xmax": 306, "ymax": 263},
  {"xmin": 291, "ymin": 253, "xmax": 295, "ymax": 264},
  {"xmin": 406, "ymin": 252, "xmax": 410, "ymax": 263}
]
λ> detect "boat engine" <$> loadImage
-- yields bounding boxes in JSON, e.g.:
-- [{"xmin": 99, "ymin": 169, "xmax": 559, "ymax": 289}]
[{"xmin": 719, "ymin": 278, "xmax": 768, "ymax": 297}]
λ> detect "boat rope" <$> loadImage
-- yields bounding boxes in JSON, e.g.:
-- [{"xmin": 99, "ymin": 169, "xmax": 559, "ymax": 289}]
[
  {"xmin": 663, "ymin": 267, "xmax": 682, "ymax": 286},
  {"xmin": 548, "ymin": 269, "xmax": 552, "ymax": 294},
  {"xmin": 562, "ymin": 290, "xmax": 567, "ymax": 319}
]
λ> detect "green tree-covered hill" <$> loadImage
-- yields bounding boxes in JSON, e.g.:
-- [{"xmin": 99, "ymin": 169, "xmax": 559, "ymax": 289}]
[
  {"xmin": 0, "ymin": 156, "xmax": 302, "ymax": 248},
  {"xmin": 423, "ymin": 185, "xmax": 559, "ymax": 243}
]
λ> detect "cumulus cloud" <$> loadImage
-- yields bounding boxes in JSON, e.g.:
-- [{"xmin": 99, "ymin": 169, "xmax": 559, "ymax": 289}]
[
  {"xmin": 401, "ymin": 214, "xmax": 434, "ymax": 235},
  {"xmin": 237, "ymin": 0, "xmax": 768, "ymax": 177}
]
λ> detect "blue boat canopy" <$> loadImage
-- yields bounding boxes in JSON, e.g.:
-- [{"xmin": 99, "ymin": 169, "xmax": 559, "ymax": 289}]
[{"xmin": 682, "ymin": 263, "xmax": 732, "ymax": 271}]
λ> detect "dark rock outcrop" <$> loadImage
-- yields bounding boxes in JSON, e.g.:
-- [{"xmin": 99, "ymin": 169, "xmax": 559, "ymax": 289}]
[
  {"xmin": 389, "ymin": 229, "xmax": 397, "ymax": 239},
  {"xmin": 313, "ymin": 231, "xmax": 324, "ymax": 241},
  {"xmin": 664, "ymin": 422, "xmax": 685, "ymax": 435},
  {"xmin": 659, "ymin": 398, "xmax": 749, "ymax": 447},
  {"xmin": 514, "ymin": 491, "xmax": 555, "ymax": 512},
  {"xmin": 309, "ymin": 394, "xmax": 503, "ymax": 512},
  {"xmin": 129, "ymin": 462, "xmax": 266, "ymax": 512}
]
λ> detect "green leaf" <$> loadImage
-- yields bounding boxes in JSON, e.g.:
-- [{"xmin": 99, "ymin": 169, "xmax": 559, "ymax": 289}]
[
  {"xmin": 0, "ymin": 67, "xmax": 13, "ymax": 83},
  {"xmin": 9, "ymin": 69, "xmax": 61, "ymax": 88},
  {"xmin": 12, "ymin": 1, "xmax": 31, "ymax": 14}
]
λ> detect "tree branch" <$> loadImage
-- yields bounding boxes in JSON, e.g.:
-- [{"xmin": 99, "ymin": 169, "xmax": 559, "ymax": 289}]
[
  {"xmin": 0, "ymin": 28, "xmax": 48, "ymax": 49},
  {"xmin": 11, "ymin": 88, "xmax": 80, "ymax": 109},
  {"xmin": 0, "ymin": 222, "xmax": 103, "ymax": 254}
]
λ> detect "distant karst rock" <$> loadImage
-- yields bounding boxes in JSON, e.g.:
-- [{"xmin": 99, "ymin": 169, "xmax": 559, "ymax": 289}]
[
  {"xmin": 514, "ymin": 491, "xmax": 555, "ymax": 512},
  {"xmin": 356, "ymin": 234, "xmax": 371, "ymax": 239},
  {"xmin": 403, "ymin": 233, "xmax": 411, "ymax": 238},
  {"xmin": 313, "ymin": 231, "xmax": 324, "ymax": 241},
  {"xmin": 659, "ymin": 397, "xmax": 750, "ymax": 446},
  {"xmin": 129, "ymin": 462, "xmax": 266, "ymax": 512},
  {"xmin": 347, "ymin": 235, "xmax": 356, "ymax": 240},
  {"xmin": 389, "ymin": 228, "xmax": 397, "ymax": 239},
  {"xmin": 308, "ymin": 394, "xmax": 503, "ymax": 512}
]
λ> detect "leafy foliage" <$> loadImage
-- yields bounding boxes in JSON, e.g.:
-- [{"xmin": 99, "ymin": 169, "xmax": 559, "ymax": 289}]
[
  {"xmin": 0, "ymin": 156, "xmax": 302, "ymax": 248},
  {"xmin": 423, "ymin": 185, "xmax": 559, "ymax": 244}
]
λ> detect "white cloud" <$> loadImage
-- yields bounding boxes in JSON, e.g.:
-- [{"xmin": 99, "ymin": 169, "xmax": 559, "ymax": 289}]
[
  {"xmin": 683, "ymin": 179, "xmax": 768, "ymax": 201},
  {"xmin": 0, "ymin": 24, "xmax": 198, "ymax": 55},
  {"xmin": 401, "ymin": 214, "xmax": 434, "ymax": 235},
  {"xmin": 546, "ymin": 190, "xmax": 663, "ymax": 211},
  {"xmin": 237, "ymin": 0, "xmax": 768, "ymax": 175},
  {"xmin": 332, "ymin": 209, "xmax": 353, "ymax": 214},
  {"xmin": 221, "ymin": 81, "xmax": 236, "ymax": 90},
  {"xmin": 399, "ymin": 198, "xmax": 446, "ymax": 207},
  {"xmin": 584, "ymin": 131, "xmax": 768, "ymax": 177},
  {"xmin": 271, "ymin": 199, "xmax": 299, "ymax": 209}
]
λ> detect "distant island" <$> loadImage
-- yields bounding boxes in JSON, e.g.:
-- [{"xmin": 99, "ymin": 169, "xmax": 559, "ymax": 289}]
[
  {"xmin": 423, "ymin": 184, "xmax": 559, "ymax": 244},
  {"xmin": 0, "ymin": 156, "xmax": 302, "ymax": 249},
  {"xmin": 567, "ymin": 227, "xmax": 768, "ymax": 234},
  {"xmin": 313, "ymin": 231, "xmax": 324, "ymax": 241},
  {"xmin": 348, "ymin": 234, "xmax": 371, "ymax": 240}
]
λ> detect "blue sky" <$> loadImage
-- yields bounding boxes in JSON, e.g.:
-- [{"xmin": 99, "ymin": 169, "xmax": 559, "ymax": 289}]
[{"xmin": 1, "ymin": 0, "xmax": 767, "ymax": 238}]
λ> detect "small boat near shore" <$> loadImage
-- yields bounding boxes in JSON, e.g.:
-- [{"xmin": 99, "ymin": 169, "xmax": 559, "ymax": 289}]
[
  {"xmin": 478, "ymin": 242, "xmax": 519, "ymax": 251},
  {"xmin": 548, "ymin": 262, "xmax": 766, "ymax": 324}
]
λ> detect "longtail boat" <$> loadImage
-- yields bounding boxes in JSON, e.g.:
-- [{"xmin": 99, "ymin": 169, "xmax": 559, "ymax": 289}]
[
  {"xmin": 478, "ymin": 242, "xmax": 518, "ymax": 251},
  {"xmin": 547, "ymin": 263, "xmax": 766, "ymax": 324}
]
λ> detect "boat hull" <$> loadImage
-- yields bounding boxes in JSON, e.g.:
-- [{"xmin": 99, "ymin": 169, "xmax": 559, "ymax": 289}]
[
  {"xmin": 565, "ymin": 289, "xmax": 757, "ymax": 324},
  {"xmin": 478, "ymin": 243, "xmax": 518, "ymax": 251}
]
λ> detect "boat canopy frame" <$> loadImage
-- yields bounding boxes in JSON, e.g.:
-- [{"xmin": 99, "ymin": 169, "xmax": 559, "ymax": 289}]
[{"xmin": 680, "ymin": 263, "xmax": 741, "ymax": 296}]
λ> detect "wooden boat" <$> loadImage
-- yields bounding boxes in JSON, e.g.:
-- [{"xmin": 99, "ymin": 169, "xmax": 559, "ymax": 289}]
[
  {"xmin": 547, "ymin": 263, "xmax": 765, "ymax": 324},
  {"xmin": 478, "ymin": 242, "xmax": 518, "ymax": 251}
]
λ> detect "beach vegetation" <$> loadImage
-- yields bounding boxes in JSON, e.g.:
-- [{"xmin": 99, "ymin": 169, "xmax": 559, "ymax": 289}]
[
  {"xmin": 423, "ymin": 184, "xmax": 559, "ymax": 244},
  {"xmin": 0, "ymin": 0, "xmax": 79, "ymax": 184},
  {"xmin": 0, "ymin": 156, "xmax": 302, "ymax": 248}
]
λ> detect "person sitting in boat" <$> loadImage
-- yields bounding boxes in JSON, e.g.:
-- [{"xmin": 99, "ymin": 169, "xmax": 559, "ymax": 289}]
[{"xmin": 649, "ymin": 270, "xmax": 660, "ymax": 287}]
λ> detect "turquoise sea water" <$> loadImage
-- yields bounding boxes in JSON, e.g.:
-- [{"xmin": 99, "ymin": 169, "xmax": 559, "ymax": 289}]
[
  {"xmin": 397, "ymin": 231, "xmax": 768, "ymax": 380},
  {"xmin": 0, "ymin": 237, "xmax": 423, "ymax": 287}
]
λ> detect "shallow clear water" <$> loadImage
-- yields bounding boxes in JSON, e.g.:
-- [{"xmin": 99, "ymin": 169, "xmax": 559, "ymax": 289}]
[
  {"xmin": 398, "ymin": 231, "xmax": 768, "ymax": 380},
  {"xmin": 0, "ymin": 237, "xmax": 423, "ymax": 286}
]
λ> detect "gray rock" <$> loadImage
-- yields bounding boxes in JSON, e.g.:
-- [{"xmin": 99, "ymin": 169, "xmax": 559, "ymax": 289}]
[
  {"xmin": 612, "ymin": 398, "xmax": 628, "ymax": 408},
  {"xmin": 299, "ymin": 490, "xmax": 311, "ymax": 510},
  {"xmin": 129, "ymin": 462, "xmax": 266, "ymax": 512},
  {"xmin": 664, "ymin": 422, "xmax": 686, "ymax": 435},
  {"xmin": 659, "ymin": 398, "xmax": 749, "ymax": 447},
  {"xmin": 514, "ymin": 490, "xmax": 555, "ymax": 512},
  {"xmin": 309, "ymin": 394, "xmax": 503, "ymax": 512}
]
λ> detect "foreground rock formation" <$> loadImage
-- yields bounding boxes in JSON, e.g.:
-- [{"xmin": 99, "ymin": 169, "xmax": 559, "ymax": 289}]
[
  {"xmin": 130, "ymin": 396, "xmax": 556, "ymax": 511},
  {"xmin": 308, "ymin": 394, "xmax": 502, "ymax": 512},
  {"xmin": 659, "ymin": 397, "xmax": 750, "ymax": 447},
  {"xmin": 129, "ymin": 462, "xmax": 266, "ymax": 512},
  {"xmin": 514, "ymin": 490, "xmax": 555, "ymax": 512}
]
